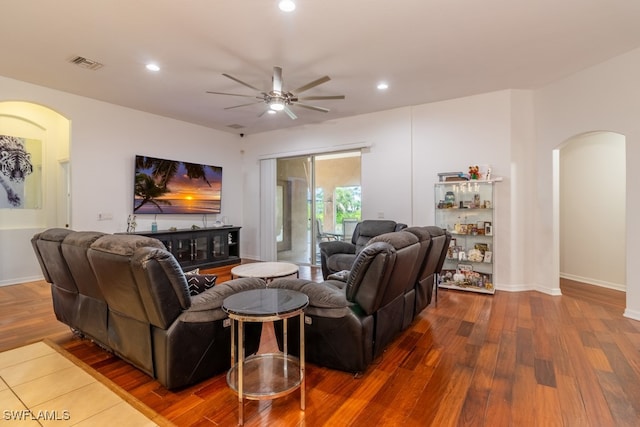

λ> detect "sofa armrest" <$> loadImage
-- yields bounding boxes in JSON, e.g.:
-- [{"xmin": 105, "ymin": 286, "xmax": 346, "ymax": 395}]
[
  {"xmin": 189, "ymin": 277, "xmax": 266, "ymax": 310},
  {"xmin": 180, "ymin": 277, "xmax": 266, "ymax": 322},
  {"xmin": 270, "ymin": 277, "xmax": 348, "ymax": 304},
  {"xmin": 319, "ymin": 240, "xmax": 356, "ymax": 257}
]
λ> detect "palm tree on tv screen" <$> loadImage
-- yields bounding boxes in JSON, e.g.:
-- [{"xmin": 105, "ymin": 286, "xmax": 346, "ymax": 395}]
[
  {"xmin": 134, "ymin": 156, "xmax": 214, "ymax": 212},
  {"xmin": 134, "ymin": 173, "xmax": 171, "ymax": 212}
]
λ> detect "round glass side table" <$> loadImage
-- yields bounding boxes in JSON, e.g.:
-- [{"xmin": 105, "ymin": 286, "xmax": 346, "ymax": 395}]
[{"xmin": 222, "ymin": 288, "xmax": 309, "ymax": 425}]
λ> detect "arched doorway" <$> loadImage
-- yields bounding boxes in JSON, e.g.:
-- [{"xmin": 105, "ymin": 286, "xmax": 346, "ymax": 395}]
[
  {"xmin": 556, "ymin": 131, "xmax": 626, "ymax": 294},
  {"xmin": 0, "ymin": 101, "xmax": 71, "ymax": 285}
]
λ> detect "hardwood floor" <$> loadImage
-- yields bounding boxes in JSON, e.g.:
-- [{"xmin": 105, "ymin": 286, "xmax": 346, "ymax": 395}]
[{"xmin": 2, "ymin": 271, "xmax": 639, "ymax": 426}]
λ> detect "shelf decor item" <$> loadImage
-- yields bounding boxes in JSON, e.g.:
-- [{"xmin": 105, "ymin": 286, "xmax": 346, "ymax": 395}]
[
  {"xmin": 435, "ymin": 179, "xmax": 497, "ymax": 295},
  {"xmin": 468, "ymin": 165, "xmax": 481, "ymax": 180}
]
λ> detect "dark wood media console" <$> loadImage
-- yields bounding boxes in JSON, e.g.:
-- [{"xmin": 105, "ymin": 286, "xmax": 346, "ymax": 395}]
[{"xmin": 132, "ymin": 226, "xmax": 241, "ymax": 270}]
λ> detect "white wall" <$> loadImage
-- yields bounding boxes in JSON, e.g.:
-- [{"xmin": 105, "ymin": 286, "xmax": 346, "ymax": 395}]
[
  {"xmin": 535, "ymin": 47, "xmax": 640, "ymax": 319},
  {"xmin": 241, "ymin": 91, "xmax": 528, "ymax": 291},
  {"xmin": 0, "ymin": 75, "xmax": 243, "ymax": 285},
  {"xmin": 560, "ymin": 132, "xmax": 625, "ymax": 290}
]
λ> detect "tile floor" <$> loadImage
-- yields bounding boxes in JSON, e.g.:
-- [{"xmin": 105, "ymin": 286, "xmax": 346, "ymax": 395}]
[{"xmin": 0, "ymin": 342, "xmax": 157, "ymax": 426}]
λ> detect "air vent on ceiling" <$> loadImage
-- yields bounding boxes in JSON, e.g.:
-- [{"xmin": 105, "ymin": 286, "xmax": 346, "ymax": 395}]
[
  {"xmin": 227, "ymin": 124, "xmax": 245, "ymax": 129},
  {"xmin": 69, "ymin": 56, "xmax": 104, "ymax": 70}
]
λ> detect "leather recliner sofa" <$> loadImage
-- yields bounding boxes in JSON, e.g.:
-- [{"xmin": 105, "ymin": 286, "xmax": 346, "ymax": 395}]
[
  {"xmin": 32, "ymin": 228, "xmax": 266, "ymax": 389},
  {"xmin": 271, "ymin": 226, "xmax": 450, "ymax": 373},
  {"xmin": 319, "ymin": 219, "xmax": 408, "ymax": 279},
  {"xmin": 271, "ymin": 230, "xmax": 423, "ymax": 373}
]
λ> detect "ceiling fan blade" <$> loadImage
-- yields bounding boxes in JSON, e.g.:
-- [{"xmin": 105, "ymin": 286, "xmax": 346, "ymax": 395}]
[
  {"xmin": 292, "ymin": 75, "xmax": 331, "ymax": 94},
  {"xmin": 224, "ymin": 101, "xmax": 263, "ymax": 110},
  {"xmin": 206, "ymin": 91, "xmax": 262, "ymax": 98},
  {"xmin": 294, "ymin": 103, "xmax": 330, "ymax": 113},
  {"xmin": 297, "ymin": 95, "xmax": 345, "ymax": 101},
  {"xmin": 283, "ymin": 106, "xmax": 298, "ymax": 120},
  {"xmin": 222, "ymin": 73, "xmax": 264, "ymax": 93},
  {"xmin": 272, "ymin": 66, "xmax": 283, "ymax": 94}
]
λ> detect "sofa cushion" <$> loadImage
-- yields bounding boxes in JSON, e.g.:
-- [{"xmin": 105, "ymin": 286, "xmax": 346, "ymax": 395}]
[{"xmin": 327, "ymin": 253, "xmax": 357, "ymax": 273}]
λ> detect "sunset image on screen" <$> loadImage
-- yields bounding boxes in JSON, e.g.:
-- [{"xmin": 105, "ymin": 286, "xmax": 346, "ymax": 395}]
[{"xmin": 134, "ymin": 155, "xmax": 222, "ymax": 214}]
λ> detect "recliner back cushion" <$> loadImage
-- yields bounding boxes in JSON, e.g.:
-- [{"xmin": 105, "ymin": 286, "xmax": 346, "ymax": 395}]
[
  {"xmin": 131, "ymin": 247, "xmax": 191, "ymax": 328},
  {"xmin": 88, "ymin": 235, "xmax": 167, "ymax": 324},
  {"xmin": 91, "ymin": 234, "xmax": 165, "ymax": 256},
  {"xmin": 61, "ymin": 231, "xmax": 107, "ymax": 299},
  {"xmin": 346, "ymin": 242, "xmax": 396, "ymax": 314},
  {"xmin": 352, "ymin": 220, "xmax": 400, "ymax": 253},
  {"xmin": 369, "ymin": 231, "xmax": 421, "ymax": 303},
  {"xmin": 422, "ymin": 227, "xmax": 449, "ymax": 285},
  {"xmin": 33, "ymin": 228, "xmax": 76, "ymax": 292},
  {"xmin": 88, "ymin": 248, "xmax": 150, "ymax": 323},
  {"xmin": 402, "ymin": 227, "xmax": 434, "ymax": 284}
]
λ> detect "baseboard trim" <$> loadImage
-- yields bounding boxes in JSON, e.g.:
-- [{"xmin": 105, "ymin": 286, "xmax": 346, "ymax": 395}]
[
  {"xmin": 494, "ymin": 282, "xmax": 562, "ymax": 296},
  {"xmin": 623, "ymin": 308, "xmax": 640, "ymax": 322},
  {"xmin": 0, "ymin": 275, "xmax": 44, "ymax": 287},
  {"xmin": 560, "ymin": 273, "xmax": 625, "ymax": 292}
]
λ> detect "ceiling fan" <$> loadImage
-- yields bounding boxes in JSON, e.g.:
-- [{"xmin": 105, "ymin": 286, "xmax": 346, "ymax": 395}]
[{"xmin": 206, "ymin": 66, "xmax": 345, "ymax": 119}]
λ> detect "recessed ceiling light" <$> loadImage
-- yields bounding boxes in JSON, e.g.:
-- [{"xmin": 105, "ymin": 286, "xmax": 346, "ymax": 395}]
[
  {"xmin": 377, "ymin": 82, "xmax": 389, "ymax": 90},
  {"xmin": 279, "ymin": 0, "xmax": 296, "ymax": 12},
  {"xmin": 267, "ymin": 110, "xmax": 277, "ymax": 115},
  {"xmin": 146, "ymin": 63, "xmax": 160, "ymax": 72}
]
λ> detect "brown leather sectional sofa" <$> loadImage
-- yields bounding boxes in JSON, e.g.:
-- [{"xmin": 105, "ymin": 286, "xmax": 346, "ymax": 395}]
[
  {"xmin": 31, "ymin": 228, "xmax": 265, "ymax": 389},
  {"xmin": 32, "ymin": 225, "xmax": 450, "ymax": 386}
]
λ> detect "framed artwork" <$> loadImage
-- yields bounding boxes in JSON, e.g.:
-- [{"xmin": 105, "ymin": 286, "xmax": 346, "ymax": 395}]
[
  {"xmin": 483, "ymin": 251, "xmax": 493, "ymax": 263},
  {"xmin": 0, "ymin": 134, "xmax": 42, "ymax": 209},
  {"xmin": 484, "ymin": 222, "xmax": 493, "ymax": 236}
]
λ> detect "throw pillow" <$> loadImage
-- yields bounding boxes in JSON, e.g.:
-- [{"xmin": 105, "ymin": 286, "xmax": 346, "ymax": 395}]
[{"xmin": 187, "ymin": 274, "xmax": 217, "ymax": 296}]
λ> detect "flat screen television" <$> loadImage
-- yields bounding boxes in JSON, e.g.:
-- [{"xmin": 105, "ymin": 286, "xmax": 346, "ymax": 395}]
[{"xmin": 133, "ymin": 155, "xmax": 222, "ymax": 214}]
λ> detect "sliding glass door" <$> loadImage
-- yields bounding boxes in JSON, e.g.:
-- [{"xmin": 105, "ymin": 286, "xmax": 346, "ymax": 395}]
[{"xmin": 276, "ymin": 151, "xmax": 361, "ymax": 265}]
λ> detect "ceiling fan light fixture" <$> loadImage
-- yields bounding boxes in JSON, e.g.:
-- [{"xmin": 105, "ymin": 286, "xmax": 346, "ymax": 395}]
[
  {"xmin": 270, "ymin": 98, "xmax": 285, "ymax": 111},
  {"xmin": 279, "ymin": 0, "xmax": 296, "ymax": 12}
]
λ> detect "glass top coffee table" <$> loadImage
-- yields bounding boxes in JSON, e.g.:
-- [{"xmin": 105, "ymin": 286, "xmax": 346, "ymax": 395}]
[
  {"xmin": 230, "ymin": 261, "xmax": 299, "ymax": 283},
  {"xmin": 223, "ymin": 288, "xmax": 309, "ymax": 425}
]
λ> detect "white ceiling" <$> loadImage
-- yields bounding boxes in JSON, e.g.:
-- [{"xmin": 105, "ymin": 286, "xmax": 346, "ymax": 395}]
[{"xmin": 2, "ymin": 0, "xmax": 640, "ymax": 135}]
